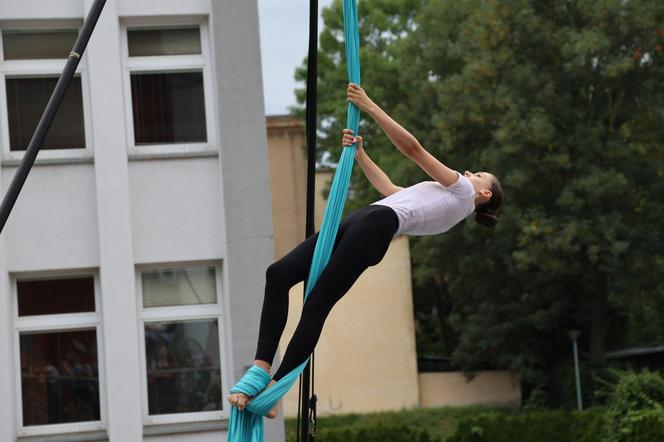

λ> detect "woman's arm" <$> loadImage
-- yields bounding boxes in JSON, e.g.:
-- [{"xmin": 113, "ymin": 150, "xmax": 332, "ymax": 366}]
[
  {"xmin": 342, "ymin": 129, "xmax": 402, "ymax": 197},
  {"xmin": 347, "ymin": 83, "xmax": 459, "ymax": 188}
]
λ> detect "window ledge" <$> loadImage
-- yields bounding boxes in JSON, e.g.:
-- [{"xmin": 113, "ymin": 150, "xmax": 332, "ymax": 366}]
[
  {"xmin": 1, "ymin": 156, "xmax": 94, "ymax": 167},
  {"xmin": 143, "ymin": 420, "xmax": 228, "ymax": 437},
  {"xmin": 17, "ymin": 430, "xmax": 108, "ymax": 442},
  {"xmin": 128, "ymin": 149, "xmax": 219, "ymax": 161}
]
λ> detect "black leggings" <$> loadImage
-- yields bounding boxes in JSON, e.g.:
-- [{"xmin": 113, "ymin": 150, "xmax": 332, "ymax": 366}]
[{"xmin": 255, "ymin": 204, "xmax": 399, "ymax": 381}]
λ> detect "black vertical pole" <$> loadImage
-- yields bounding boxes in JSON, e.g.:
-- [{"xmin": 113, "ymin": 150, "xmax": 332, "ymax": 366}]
[
  {"xmin": 298, "ymin": 0, "xmax": 319, "ymax": 440},
  {"xmin": 0, "ymin": 0, "xmax": 107, "ymax": 235}
]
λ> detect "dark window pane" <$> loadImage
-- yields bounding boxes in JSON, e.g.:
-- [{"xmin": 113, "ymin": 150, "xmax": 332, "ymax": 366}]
[
  {"xmin": 17, "ymin": 277, "xmax": 95, "ymax": 316},
  {"xmin": 2, "ymin": 30, "xmax": 78, "ymax": 60},
  {"xmin": 130, "ymin": 72, "xmax": 207, "ymax": 145},
  {"xmin": 20, "ymin": 329, "xmax": 100, "ymax": 426},
  {"xmin": 128, "ymin": 28, "xmax": 201, "ymax": 56},
  {"xmin": 142, "ymin": 267, "xmax": 217, "ymax": 308},
  {"xmin": 145, "ymin": 319, "xmax": 221, "ymax": 415},
  {"xmin": 6, "ymin": 76, "xmax": 85, "ymax": 151}
]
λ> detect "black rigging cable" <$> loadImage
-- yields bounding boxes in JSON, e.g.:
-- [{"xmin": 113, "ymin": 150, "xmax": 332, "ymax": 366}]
[
  {"xmin": 297, "ymin": 0, "xmax": 319, "ymax": 440},
  {"xmin": 0, "ymin": 0, "xmax": 106, "ymax": 235}
]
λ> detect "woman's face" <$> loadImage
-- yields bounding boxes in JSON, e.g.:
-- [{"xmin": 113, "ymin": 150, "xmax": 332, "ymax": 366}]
[{"xmin": 464, "ymin": 171, "xmax": 494, "ymax": 191}]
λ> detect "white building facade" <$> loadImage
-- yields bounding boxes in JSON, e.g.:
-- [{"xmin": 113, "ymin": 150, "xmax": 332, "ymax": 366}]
[{"xmin": 0, "ymin": 0, "xmax": 283, "ymax": 441}]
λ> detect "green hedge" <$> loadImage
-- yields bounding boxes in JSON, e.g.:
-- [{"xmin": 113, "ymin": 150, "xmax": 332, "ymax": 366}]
[
  {"xmin": 446, "ymin": 410, "xmax": 601, "ymax": 442},
  {"xmin": 287, "ymin": 411, "xmax": 664, "ymax": 442},
  {"xmin": 447, "ymin": 409, "xmax": 664, "ymax": 442},
  {"xmin": 602, "ymin": 370, "xmax": 664, "ymax": 442},
  {"xmin": 285, "ymin": 371, "xmax": 664, "ymax": 442},
  {"xmin": 626, "ymin": 409, "xmax": 664, "ymax": 442},
  {"xmin": 285, "ymin": 406, "xmax": 499, "ymax": 442},
  {"xmin": 308, "ymin": 423, "xmax": 442, "ymax": 442}
]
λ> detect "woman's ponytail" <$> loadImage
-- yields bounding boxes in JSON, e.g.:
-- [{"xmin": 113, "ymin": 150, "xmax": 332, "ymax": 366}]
[
  {"xmin": 475, "ymin": 178, "xmax": 503, "ymax": 228},
  {"xmin": 475, "ymin": 208, "xmax": 498, "ymax": 227}
]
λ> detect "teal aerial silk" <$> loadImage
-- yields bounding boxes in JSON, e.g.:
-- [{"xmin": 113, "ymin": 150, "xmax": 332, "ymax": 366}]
[{"xmin": 226, "ymin": 1, "xmax": 361, "ymax": 440}]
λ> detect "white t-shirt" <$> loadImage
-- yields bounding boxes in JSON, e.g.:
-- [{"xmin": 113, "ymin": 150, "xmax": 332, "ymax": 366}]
[{"xmin": 371, "ymin": 173, "xmax": 475, "ymax": 236}]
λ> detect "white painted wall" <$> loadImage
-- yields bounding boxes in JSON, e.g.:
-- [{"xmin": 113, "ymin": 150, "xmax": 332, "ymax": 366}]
[
  {"xmin": 117, "ymin": 0, "xmax": 209, "ymax": 18},
  {"xmin": 129, "ymin": 159, "xmax": 225, "ymax": 265},
  {"xmin": 0, "ymin": 0, "xmax": 282, "ymax": 440},
  {"xmin": 86, "ymin": 0, "xmax": 143, "ymax": 439},
  {"xmin": 0, "ymin": 177, "xmax": 16, "ymax": 442},
  {"xmin": 2, "ymin": 164, "xmax": 99, "ymax": 272},
  {"xmin": 0, "ymin": 0, "xmax": 83, "ymax": 20}
]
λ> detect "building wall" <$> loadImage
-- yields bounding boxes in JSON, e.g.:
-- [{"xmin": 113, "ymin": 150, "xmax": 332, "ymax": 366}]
[
  {"xmin": 418, "ymin": 371, "xmax": 522, "ymax": 408},
  {"xmin": 266, "ymin": 116, "xmax": 420, "ymax": 417},
  {"xmin": 265, "ymin": 116, "xmax": 308, "ymax": 261},
  {"xmin": 0, "ymin": 1, "xmax": 283, "ymax": 441}
]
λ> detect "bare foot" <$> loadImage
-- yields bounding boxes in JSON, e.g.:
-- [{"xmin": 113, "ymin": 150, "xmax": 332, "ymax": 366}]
[
  {"xmin": 227, "ymin": 361, "xmax": 272, "ymax": 411},
  {"xmin": 227, "ymin": 391, "xmax": 250, "ymax": 411},
  {"xmin": 228, "ymin": 379, "xmax": 280, "ymax": 418}
]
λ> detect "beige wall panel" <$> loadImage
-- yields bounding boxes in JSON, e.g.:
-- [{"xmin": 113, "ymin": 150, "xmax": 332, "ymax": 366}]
[
  {"xmin": 266, "ymin": 116, "xmax": 307, "ymax": 260},
  {"xmin": 418, "ymin": 371, "xmax": 522, "ymax": 408}
]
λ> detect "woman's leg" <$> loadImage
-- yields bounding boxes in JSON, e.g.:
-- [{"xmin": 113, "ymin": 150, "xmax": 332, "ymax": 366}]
[
  {"xmin": 272, "ymin": 205, "xmax": 397, "ymax": 381},
  {"xmin": 254, "ymin": 231, "xmax": 320, "ymax": 366},
  {"xmin": 229, "ymin": 232, "xmax": 322, "ymax": 412},
  {"xmin": 227, "ymin": 210, "xmax": 364, "ymax": 411},
  {"xmin": 229, "ymin": 206, "xmax": 396, "ymax": 412},
  {"xmin": 253, "ymin": 206, "xmax": 373, "ymax": 366}
]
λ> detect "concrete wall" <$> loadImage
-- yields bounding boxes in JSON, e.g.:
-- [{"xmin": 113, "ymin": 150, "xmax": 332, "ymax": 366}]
[
  {"xmin": 0, "ymin": 0, "xmax": 283, "ymax": 440},
  {"xmin": 418, "ymin": 371, "xmax": 522, "ymax": 408},
  {"xmin": 265, "ymin": 116, "xmax": 308, "ymax": 261},
  {"xmin": 0, "ymin": 180, "xmax": 14, "ymax": 442}
]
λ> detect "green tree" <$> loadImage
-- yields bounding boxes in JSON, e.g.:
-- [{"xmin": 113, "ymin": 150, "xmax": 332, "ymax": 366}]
[{"xmin": 294, "ymin": 0, "xmax": 664, "ymax": 403}]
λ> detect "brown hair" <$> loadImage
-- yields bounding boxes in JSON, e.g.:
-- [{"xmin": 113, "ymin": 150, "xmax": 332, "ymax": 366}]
[{"xmin": 475, "ymin": 177, "xmax": 503, "ymax": 228}]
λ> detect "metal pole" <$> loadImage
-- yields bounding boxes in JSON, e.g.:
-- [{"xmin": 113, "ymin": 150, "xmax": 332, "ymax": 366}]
[
  {"xmin": 572, "ymin": 338, "xmax": 583, "ymax": 410},
  {"xmin": 568, "ymin": 330, "xmax": 583, "ymax": 411},
  {"xmin": 298, "ymin": 0, "xmax": 318, "ymax": 440},
  {"xmin": 0, "ymin": 0, "xmax": 107, "ymax": 234}
]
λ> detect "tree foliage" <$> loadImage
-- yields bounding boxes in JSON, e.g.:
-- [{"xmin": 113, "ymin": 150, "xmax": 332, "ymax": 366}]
[{"xmin": 294, "ymin": 0, "xmax": 664, "ymax": 402}]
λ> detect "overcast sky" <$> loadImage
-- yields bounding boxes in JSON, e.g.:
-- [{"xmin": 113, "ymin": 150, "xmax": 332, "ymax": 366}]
[{"xmin": 257, "ymin": 0, "xmax": 334, "ymax": 116}]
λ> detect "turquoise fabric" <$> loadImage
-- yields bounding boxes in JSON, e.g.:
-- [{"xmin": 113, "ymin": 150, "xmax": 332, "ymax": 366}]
[
  {"xmin": 230, "ymin": 366, "xmax": 271, "ymax": 397},
  {"xmin": 227, "ymin": 1, "xmax": 360, "ymax": 440}
]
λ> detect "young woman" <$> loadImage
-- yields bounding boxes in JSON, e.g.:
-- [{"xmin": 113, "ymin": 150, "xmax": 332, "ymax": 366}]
[{"xmin": 227, "ymin": 83, "xmax": 503, "ymax": 417}]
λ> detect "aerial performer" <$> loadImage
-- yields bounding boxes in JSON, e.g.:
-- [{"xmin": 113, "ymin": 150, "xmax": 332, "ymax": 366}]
[{"xmin": 227, "ymin": 82, "xmax": 504, "ymax": 418}]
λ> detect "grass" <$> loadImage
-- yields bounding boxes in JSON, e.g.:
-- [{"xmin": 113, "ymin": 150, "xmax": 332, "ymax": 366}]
[{"xmin": 284, "ymin": 405, "xmax": 511, "ymax": 441}]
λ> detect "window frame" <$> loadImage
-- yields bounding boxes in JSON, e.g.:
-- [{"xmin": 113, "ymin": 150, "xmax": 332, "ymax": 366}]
[
  {"xmin": 11, "ymin": 271, "xmax": 107, "ymax": 438},
  {"xmin": 136, "ymin": 262, "xmax": 229, "ymax": 426},
  {"xmin": 121, "ymin": 18, "xmax": 218, "ymax": 158},
  {"xmin": 0, "ymin": 21, "xmax": 93, "ymax": 163}
]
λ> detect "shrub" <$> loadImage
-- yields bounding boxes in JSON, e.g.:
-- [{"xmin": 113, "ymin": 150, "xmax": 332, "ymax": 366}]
[
  {"xmin": 446, "ymin": 410, "xmax": 605, "ymax": 442},
  {"xmin": 602, "ymin": 370, "xmax": 664, "ymax": 442},
  {"xmin": 447, "ymin": 407, "xmax": 664, "ymax": 442},
  {"xmin": 285, "ymin": 406, "xmax": 500, "ymax": 441},
  {"xmin": 312, "ymin": 423, "xmax": 442, "ymax": 442}
]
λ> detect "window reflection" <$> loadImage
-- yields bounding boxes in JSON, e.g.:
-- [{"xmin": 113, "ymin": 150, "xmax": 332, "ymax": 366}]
[
  {"xmin": 130, "ymin": 72, "xmax": 207, "ymax": 145},
  {"xmin": 20, "ymin": 330, "xmax": 100, "ymax": 426},
  {"xmin": 145, "ymin": 319, "xmax": 222, "ymax": 414},
  {"xmin": 18, "ymin": 277, "xmax": 95, "ymax": 316},
  {"xmin": 6, "ymin": 76, "xmax": 85, "ymax": 151}
]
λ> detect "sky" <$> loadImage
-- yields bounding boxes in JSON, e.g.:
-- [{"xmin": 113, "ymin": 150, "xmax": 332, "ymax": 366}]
[{"xmin": 257, "ymin": 0, "xmax": 334, "ymax": 116}]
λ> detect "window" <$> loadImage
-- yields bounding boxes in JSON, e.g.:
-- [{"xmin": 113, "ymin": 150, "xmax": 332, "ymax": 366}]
[
  {"xmin": 122, "ymin": 22, "xmax": 216, "ymax": 156},
  {"xmin": 138, "ymin": 265, "xmax": 225, "ymax": 424},
  {"xmin": 14, "ymin": 275, "xmax": 105, "ymax": 437},
  {"xmin": 0, "ymin": 27, "xmax": 91, "ymax": 161}
]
